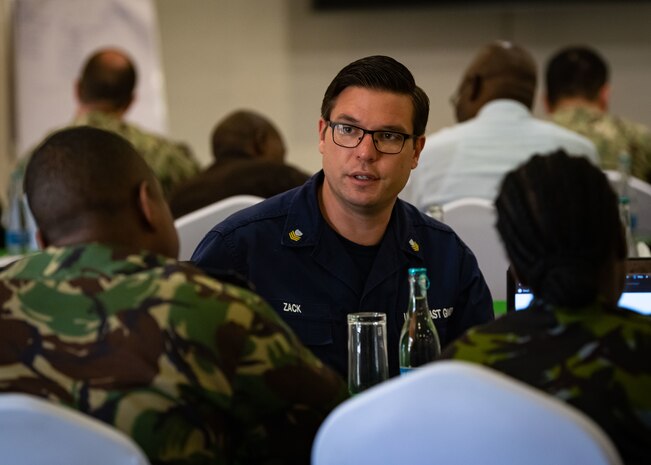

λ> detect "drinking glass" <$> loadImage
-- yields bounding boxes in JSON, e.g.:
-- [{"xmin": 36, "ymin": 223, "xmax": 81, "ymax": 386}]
[{"xmin": 347, "ymin": 312, "xmax": 389, "ymax": 395}]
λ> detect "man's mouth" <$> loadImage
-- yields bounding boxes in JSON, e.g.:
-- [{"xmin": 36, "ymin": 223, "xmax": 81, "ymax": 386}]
[{"xmin": 351, "ymin": 173, "xmax": 377, "ymax": 181}]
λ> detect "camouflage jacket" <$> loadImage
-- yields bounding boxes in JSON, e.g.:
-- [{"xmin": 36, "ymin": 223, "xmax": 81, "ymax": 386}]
[
  {"xmin": 552, "ymin": 106, "xmax": 651, "ymax": 181},
  {"xmin": 10, "ymin": 112, "xmax": 200, "ymax": 199},
  {"xmin": 0, "ymin": 244, "xmax": 348, "ymax": 465},
  {"xmin": 73, "ymin": 112, "xmax": 201, "ymax": 197},
  {"xmin": 440, "ymin": 300, "xmax": 651, "ymax": 465}
]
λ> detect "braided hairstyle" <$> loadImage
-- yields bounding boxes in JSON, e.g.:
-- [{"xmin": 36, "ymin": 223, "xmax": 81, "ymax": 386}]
[{"xmin": 495, "ymin": 150, "xmax": 625, "ymax": 307}]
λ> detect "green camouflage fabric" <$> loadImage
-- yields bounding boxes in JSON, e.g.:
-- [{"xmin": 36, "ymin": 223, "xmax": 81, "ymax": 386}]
[
  {"xmin": 74, "ymin": 112, "xmax": 201, "ymax": 197},
  {"xmin": 10, "ymin": 111, "xmax": 200, "ymax": 199},
  {"xmin": 440, "ymin": 300, "xmax": 651, "ymax": 465},
  {"xmin": 0, "ymin": 243, "xmax": 348, "ymax": 465},
  {"xmin": 552, "ymin": 106, "xmax": 651, "ymax": 182}
]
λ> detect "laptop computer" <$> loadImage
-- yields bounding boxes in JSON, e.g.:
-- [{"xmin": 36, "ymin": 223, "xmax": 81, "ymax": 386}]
[{"xmin": 506, "ymin": 257, "xmax": 651, "ymax": 315}]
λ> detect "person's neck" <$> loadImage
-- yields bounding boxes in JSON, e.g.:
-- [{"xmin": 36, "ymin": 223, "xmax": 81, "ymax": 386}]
[
  {"xmin": 552, "ymin": 97, "xmax": 604, "ymax": 114},
  {"xmin": 76, "ymin": 103, "xmax": 126, "ymax": 119},
  {"xmin": 48, "ymin": 223, "xmax": 154, "ymax": 257},
  {"xmin": 318, "ymin": 184, "xmax": 393, "ymax": 247}
]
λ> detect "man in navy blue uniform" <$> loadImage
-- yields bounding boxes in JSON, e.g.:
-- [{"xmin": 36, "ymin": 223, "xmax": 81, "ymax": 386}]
[{"xmin": 192, "ymin": 55, "xmax": 494, "ymax": 378}]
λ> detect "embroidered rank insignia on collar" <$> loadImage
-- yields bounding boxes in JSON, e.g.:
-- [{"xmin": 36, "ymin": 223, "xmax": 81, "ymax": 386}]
[
  {"xmin": 409, "ymin": 238, "xmax": 420, "ymax": 252},
  {"xmin": 289, "ymin": 229, "xmax": 303, "ymax": 242}
]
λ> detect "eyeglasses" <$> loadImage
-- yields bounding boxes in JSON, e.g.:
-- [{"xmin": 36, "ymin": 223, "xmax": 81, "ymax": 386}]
[{"xmin": 327, "ymin": 121, "xmax": 415, "ymax": 155}]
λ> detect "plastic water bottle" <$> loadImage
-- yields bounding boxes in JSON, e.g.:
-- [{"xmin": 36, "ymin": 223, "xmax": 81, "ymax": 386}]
[
  {"xmin": 426, "ymin": 204, "xmax": 444, "ymax": 222},
  {"xmin": 23, "ymin": 195, "xmax": 38, "ymax": 252},
  {"xmin": 4, "ymin": 171, "xmax": 38, "ymax": 255},
  {"xmin": 617, "ymin": 152, "xmax": 637, "ymax": 257},
  {"xmin": 399, "ymin": 267, "xmax": 441, "ymax": 375},
  {"xmin": 5, "ymin": 172, "xmax": 29, "ymax": 254}
]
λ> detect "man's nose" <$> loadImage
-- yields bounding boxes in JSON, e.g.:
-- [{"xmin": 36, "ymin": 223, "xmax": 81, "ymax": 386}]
[{"xmin": 355, "ymin": 132, "xmax": 378, "ymax": 161}]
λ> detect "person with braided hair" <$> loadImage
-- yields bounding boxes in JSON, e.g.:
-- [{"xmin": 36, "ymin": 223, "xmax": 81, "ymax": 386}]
[{"xmin": 440, "ymin": 150, "xmax": 651, "ymax": 465}]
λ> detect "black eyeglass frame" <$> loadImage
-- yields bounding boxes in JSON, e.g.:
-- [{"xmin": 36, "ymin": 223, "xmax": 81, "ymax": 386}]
[{"xmin": 326, "ymin": 120, "xmax": 417, "ymax": 155}]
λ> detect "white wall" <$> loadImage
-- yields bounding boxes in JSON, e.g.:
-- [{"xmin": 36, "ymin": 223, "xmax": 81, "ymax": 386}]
[
  {"xmin": 0, "ymin": 0, "xmax": 13, "ymax": 207},
  {"xmin": 12, "ymin": 0, "xmax": 168, "ymax": 157},
  {"xmin": 156, "ymin": 0, "xmax": 651, "ymax": 174},
  {"xmin": 2, "ymin": 1, "xmax": 650, "ymax": 181}
]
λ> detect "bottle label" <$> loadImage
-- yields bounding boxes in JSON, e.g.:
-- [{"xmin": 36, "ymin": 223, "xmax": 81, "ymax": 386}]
[
  {"xmin": 399, "ymin": 366, "xmax": 414, "ymax": 376},
  {"xmin": 5, "ymin": 230, "xmax": 29, "ymax": 254}
]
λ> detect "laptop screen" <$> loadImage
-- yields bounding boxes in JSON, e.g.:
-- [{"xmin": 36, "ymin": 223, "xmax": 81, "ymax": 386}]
[{"xmin": 507, "ymin": 258, "xmax": 651, "ymax": 315}]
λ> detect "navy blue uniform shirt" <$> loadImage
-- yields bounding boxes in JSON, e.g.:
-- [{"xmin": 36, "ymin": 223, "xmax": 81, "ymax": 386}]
[{"xmin": 192, "ymin": 171, "xmax": 494, "ymax": 377}]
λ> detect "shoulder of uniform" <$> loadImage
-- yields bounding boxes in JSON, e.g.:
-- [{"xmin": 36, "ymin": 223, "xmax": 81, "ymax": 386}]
[
  {"xmin": 397, "ymin": 199, "xmax": 456, "ymax": 235},
  {"xmin": 212, "ymin": 193, "xmax": 292, "ymax": 237}
]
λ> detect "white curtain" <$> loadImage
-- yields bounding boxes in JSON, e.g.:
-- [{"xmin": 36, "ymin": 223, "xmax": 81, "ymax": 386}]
[{"xmin": 12, "ymin": 0, "xmax": 167, "ymax": 156}]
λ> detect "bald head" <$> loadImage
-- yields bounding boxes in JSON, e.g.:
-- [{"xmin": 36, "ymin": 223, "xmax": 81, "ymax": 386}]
[
  {"xmin": 211, "ymin": 110, "xmax": 286, "ymax": 163},
  {"xmin": 455, "ymin": 41, "xmax": 537, "ymax": 122},
  {"xmin": 25, "ymin": 127, "xmax": 178, "ymax": 257},
  {"xmin": 77, "ymin": 48, "xmax": 137, "ymax": 110}
]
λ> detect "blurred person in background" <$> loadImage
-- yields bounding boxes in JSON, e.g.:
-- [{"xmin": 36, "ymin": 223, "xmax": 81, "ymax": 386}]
[
  {"xmin": 545, "ymin": 45, "xmax": 651, "ymax": 182},
  {"xmin": 403, "ymin": 40, "xmax": 597, "ymax": 209},
  {"xmin": 10, "ymin": 47, "xmax": 200, "ymax": 199},
  {"xmin": 170, "ymin": 109, "xmax": 310, "ymax": 219}
]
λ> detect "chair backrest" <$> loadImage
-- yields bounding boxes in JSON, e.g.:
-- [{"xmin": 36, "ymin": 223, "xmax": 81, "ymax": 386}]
[
  {"xmin": 175, "ymin": 195, "xmax": 264, "ymax": 261},
  {"xmin": 0, "ymin": 393, "xmax": 150, "ymax": 465},
  {"xmin": 441, "ymin": 197, "xmax": 508, "ymax": 300},
  {"xmin": 604, "ymin": 170, "xmax": 651, "ymax": 235},
  {"xmin": 312, "ymin": 361, "xmax": 623, "ymax": 465}
]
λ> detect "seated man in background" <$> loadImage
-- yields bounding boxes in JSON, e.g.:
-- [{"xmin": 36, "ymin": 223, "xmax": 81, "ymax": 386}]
[
  {"xmin": 192, "ymin": 55, "xmax": 494, "ymax": 379},
  {"xmin": 545, "ymin": 45, "xmax": 651, "ymax": 181},
  {"xmin": 10, "ymin": 47, "xmax": 200, "ymax": 198},
  {"xmin": 169, "ymin": 109, "xmax": 311, "ymax": 218},
  {"xmin": 0, "ymin": 127, "xmax": 347, "ymax": 465},
  {"xmin": 402, "ymin": 40, "xmax": 598, "ymax": 209},
  {"xmin": 440, "ymin": 150, "xmax": 651, "ymax": 464}
]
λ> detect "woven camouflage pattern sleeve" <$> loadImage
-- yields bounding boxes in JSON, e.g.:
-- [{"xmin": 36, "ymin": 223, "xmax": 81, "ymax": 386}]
[
  {"xmin": 0, "ymin": 245, "xmax": 347, "ymax": 465},
  {"xmin": 440, "ymin": 306, "xmax": 651, "ymax": 464},
  {"xmin": 553, "ymin": 107, "xmax": 651, "ymax": 181},
  {"xmin": 134, "ymin": 138, "xmax": 200, "ymax": 198},
  {"xmin": 76, "ymin": 112, "xmax": 201, "ymax": 197}
]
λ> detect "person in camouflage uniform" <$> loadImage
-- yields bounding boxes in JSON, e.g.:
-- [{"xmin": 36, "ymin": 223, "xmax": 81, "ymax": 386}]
[
  {"xmin": 10, "ymin": 47, "xmax": 199, "ymax": 199},
  {"xmin": 0, "ymin": 126, "xmax": 347, "ymax": 465},
  {"xmin": 440, "ymin": 151, "xmax": 651, "ymax": 465},
  {"xmin": 545, "ymin": 46, "xmax": 651, "ymax": 182}
]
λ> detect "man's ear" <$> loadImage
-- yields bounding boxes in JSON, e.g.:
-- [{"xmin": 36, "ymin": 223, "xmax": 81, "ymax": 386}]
[
  {"xmin": 411, "ymin": 136, "xmax": 426, "ymax": 169},
  {"xmin": 469, "ymin": 74, "xmax": 482, "ymax": 102},
  {"xmin": 252, "ymin": 128, "xmax": 267, "ymax": 159},
  {"xmin": 318, "ymin": 118, "xmax": 328, "ymax": 156},
  {"xmin": 36, "ymin": 229, "xmax": 47, "ymax": 249},
  {"xmin": 137, "ymin": 180, "xmax": 156, "ymax": 231},
  {"xmin": 598, "ymin": 84, "xmax": 610, "ymax": 111}
]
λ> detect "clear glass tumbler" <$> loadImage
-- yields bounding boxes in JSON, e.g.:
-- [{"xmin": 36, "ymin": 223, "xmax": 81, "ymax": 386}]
[{"xmin": 347, "ymin": 312, "xmax": 389, "ymax": 395}]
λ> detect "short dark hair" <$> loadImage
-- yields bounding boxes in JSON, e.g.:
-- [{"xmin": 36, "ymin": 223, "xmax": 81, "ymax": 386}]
[
  {"xmin": 24, "ymin": 126, "xmax": 153, "ymax": 243},
  {"xmin": 495, "ymin": 150, "xmax": 625, "ymax": 307},
  {"xmin": 78, "ymin": 49, "xmax": 137, "ymax": 108},
  {"xmin": 545, "ymin": 46, "xmax": 609, "ymax": 108},
  {"xmin": 321, "ymin": 55, "xmax": 430, "ymax": 136}
]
